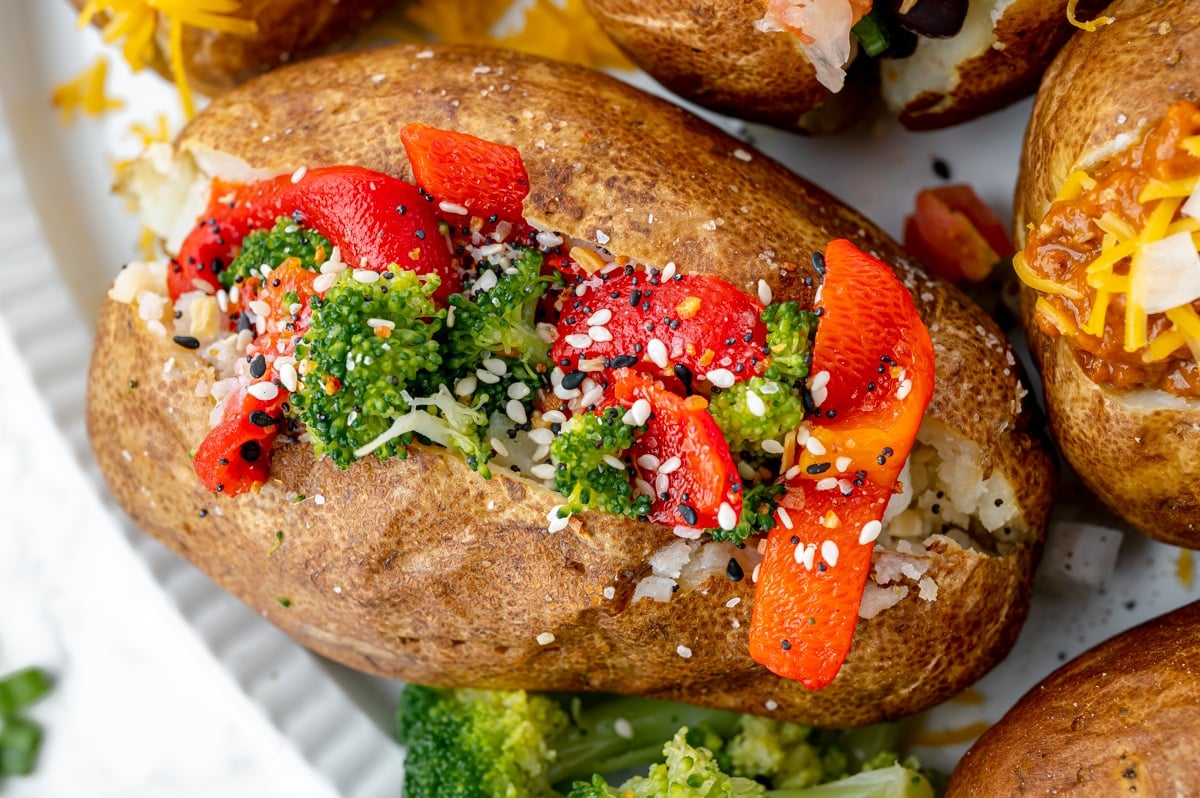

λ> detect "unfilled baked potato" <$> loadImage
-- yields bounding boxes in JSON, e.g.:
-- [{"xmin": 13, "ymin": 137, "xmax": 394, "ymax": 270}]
[
  {"xmin": 946, "ymin": 600, "xmax": 1200, "ymax": 795},
  {"xmin": 583, "ymin": 0, "xmax": 1111, "ymax": 131},
  {"xmin": 87, "ymin": 44, "xmax": 1054, "ymax": 726},
  {"xmin": 70, "ymin": 0, "xmax": 398, "ymax": 98},
  {"xmin": 1013, "ymin": 0, "xmax": 1200, "ymax": 546}
]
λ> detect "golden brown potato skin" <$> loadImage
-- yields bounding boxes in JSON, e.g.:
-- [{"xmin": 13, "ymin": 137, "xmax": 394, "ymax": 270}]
[
  {"xmin": 585, "ymin": 0, "xmax": 1104, "ymax": 131},
  {"xmin": 88, "ymin": 44, "xmax": 1053, "ymax": 725},
  {"xmin": 70, "ymin": 0, "xmax": 398, "ymax": 96},
  {"xmin": 946, "ymin": 600, "xmax": 1200, "ymax": 795},
  {"xmin": 1014, "ymin": 0, "xmax": 1200, "ymax": 546}
]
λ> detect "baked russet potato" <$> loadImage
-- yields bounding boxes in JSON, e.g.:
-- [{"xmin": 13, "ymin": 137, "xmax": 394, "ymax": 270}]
[
  {"xmin": 70, "ymin": 0, "xmax": 399, "ymax": 99},
  {"xmin": 583, "ymin": 0, "xmax": 1112, "ymax": 131},
  {"xmin": 1013, "ymin": 0, "xmax": 1200, "ymax": 546},
  {"xmin": 87, "ymin": 44, "xmax": 1054, "ymax": 726},
  {"xmin": 945, "ymin": 600, "xmax": 1200, "ymax": 795}
]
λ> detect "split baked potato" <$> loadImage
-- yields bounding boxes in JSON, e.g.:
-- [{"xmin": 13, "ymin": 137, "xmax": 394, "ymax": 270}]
[
  {"xmin": 1014, "ymin": 0, "xmax": 1200, "ymax": 546},
  {"xmin": 87, "ymin": 44, "xmax": 1054, "ymax": 726},
  {"xmin": 583, "ymin": 0, "xmax": 1112, "ymax": 131},
  {"xmin": 70, "ymin": 0, "xmax": 399, "ymax": 99},
  {"xmin": 946, "ymin": 600, "xmax": 1200, "ymax": 795}
]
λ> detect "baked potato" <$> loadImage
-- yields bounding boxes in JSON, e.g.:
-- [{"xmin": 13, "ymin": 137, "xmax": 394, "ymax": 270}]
[
  {"xmin": 583, "ymin": 0, "xmax": 1112, "ymax": 131},
  {"xmin": 70, "ymin": 0, "xmax": 399, "ymax": 100},
  {"xmin": 945, "ymin": 600, "xmax": 1200, "ymax": 795},
  {"xmin": 87, "ymin": 43, "xmax": 1054, "ymax": 726},
  {"xmin": 1013, "ymin": 0, "xmax": 1200, "ymax": 546}
]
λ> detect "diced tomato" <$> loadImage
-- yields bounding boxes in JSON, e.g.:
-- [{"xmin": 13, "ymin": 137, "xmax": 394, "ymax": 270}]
[
  {"xmin": 552, "ymin": 271, "xmax": 768, "ymax": 389},
  {"xmin": 172, "ymin": 166, "xmax": 455, "ymax": 303},
  {"xmin": 904, "ymin": 184, "xmax": 1014, "ymax": 284},
  {"xmin": 607, "ymin": 369, "xmax": 741, "ymax": 529},
  {"xmin": 241, "ymin": 258, "xmax": 319, "ymax": 366},
  {"xmin": 749, "ymin": 239, "xmax": 935, "ymax": 688},
  {"xmin": 400, "ymin": 123, "xmax": 530, "ymax": 224}
]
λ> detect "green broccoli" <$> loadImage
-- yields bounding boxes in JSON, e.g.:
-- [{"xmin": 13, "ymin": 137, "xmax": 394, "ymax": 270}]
[
  {"xmin": 397, "ymin": 686, "xmax": 743, "ymax": 798},
  {"xmin": 549, "ymin": 407, "xmax": 651, "ymax": 521},
  {"xmin": 219, "ymin": 216, "xmax": 332, "ymax": 288},
  {"xmin": 707, "ymin": 377, "xmax": 808, "ymax": 452},
  {"xmin": 707, "ymin": 481, "xmax": 786, "ymax": 545},
  {"xmin": 289, "ymin": 268, "xmax": 445, "ymax": 467},
  {"xmin": 761, "ymin": 302, "xmax": 817, "ymax": 385},
  {"xmin": 566, "ymin": 728, "xmax": 936, "ymax": 798}
]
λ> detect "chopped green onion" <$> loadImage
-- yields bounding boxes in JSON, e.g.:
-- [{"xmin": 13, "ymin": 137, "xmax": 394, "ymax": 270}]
[
  {"xmin": 0, "ymin": 668, "xmax": 52, "ymax": 717},
  {"xmin": 0, "ymin": 716, "xmax": 43, "ymax": 776},
  {"xmin": 852, "ymin": 12, "xmax": 891, "ymax": 58}
]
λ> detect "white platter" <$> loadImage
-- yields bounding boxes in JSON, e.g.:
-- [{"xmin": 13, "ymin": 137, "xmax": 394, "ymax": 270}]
[{"xmin": 0, "ymin": 0, "xmax": 1195, "ymax": 791}]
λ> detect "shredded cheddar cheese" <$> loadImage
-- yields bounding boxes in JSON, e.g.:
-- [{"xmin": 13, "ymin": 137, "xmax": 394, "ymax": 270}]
[
  {"xmin": 75, "ymin": 0, "xmax": 257, "ymax": 118},
  {"xmin": 1067, "ymin": 0, "xmax": 1115, "ymax": 32},
  {"xmin": 1186, "ymin": 136, "xmax": 1200, "ymax": 159},
  {"xmin": 1013, "ymin": 252, "xmax": 1083, "ymax": 299},
  {"xmin": 1035, "ymin": 296, "xmax": 1077, "ymax": 337},
  {"xmin": 1055, "ymin": 169, "xmax": 1099, "ymax": 203},
  {"xmin": 51, "ymin": 57, "xmax": 124, "ymax": 122}
]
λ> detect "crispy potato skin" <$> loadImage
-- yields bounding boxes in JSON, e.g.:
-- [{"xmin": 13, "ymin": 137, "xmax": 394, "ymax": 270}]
[
  {"xmin": 946, "ymin": 601, "xmax": 1200, "ymax": 795},
  {"xmin": 584, "ymin": 0, "xmax": 1101, "ymax": 131},
  {"xmin": 1015, "ymin": 0, "xmax": 1200, "ymax": 546},
  {"xmin": 69, "ymin": 0, "xmax": 397, "ymax": 96},
  {"xmin": 88, "ymin": 44, "xmax": 1053, "ymax": 725}
]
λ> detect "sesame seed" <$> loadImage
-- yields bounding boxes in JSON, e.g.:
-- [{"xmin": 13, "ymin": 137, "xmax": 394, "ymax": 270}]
[
  {"xmin": 794, "ymin": 542, "xmax": 816, "ymax": 570},
  {"xmin": 249, "ymin": 354, "xmax": 267, "ymax": 379},
  {"xmin": 896, "ymin": 378, "xmax": 913, "ymax": 400},
  {"xmin": 602, "ymin": 454, "xmax": 625, "ymax": 470},
  {"xmin": 821, "ymin": 539, "xmax": 840, "ymax": 567},
  {"xmin": 718, "ymin": 501, "xmax": 737, "ymax": 531},
  {"xmin": 367, "ymin": 317, "xmax": 396, "ymax": 330},
  {"xmin": 536, "ymin": 632, "xmax": 556, "ymax": 645},
  {"xmin": 858, "ymin": 520, "xmax": 883, "ymax": 545},
  {"xmin": 614, "ymin": 718, "xmax": 634, "ymax": 739},
  {"xmin": 565, "ymin": 333, "xmax": 593, "ymax": 349},
  {"xmin": 279, "ymin": 363, "xmax": 298, "ymax": 392},
  {"xmin": 777, "ymin": 507, "xmax": 794, "ymax": 530},
  {"xmin": 249, "ymin": 410, "xmax": 277, "ymax": 428},
  {"xmin": 172, "ymin": 335, "xmax": 201, "ymax": 350},
  {"xmin": 676, "ymin": 645, "xmax": 693, "ymax": 659},
  {"xmin": 757, "ymin": 279, "xmax": 773, "ymax": 305},
  {"xmin": 816, "ymin": 477, "xmax": 838, "ymax": 491},
  {"xmin": 762, "ymin": 439, "xmax": 784, "ymax": 455},
  {"xmin": 835, "ymin": 456, "xmax": 852, "ymax": 472},
  {"xmin": 313, "ymin": 272, "xmax": 337, "ymax": 293},
  {"xmin": 455, "ymin": 375, "xmax": 478, "ymax": 396},
  {"xmin": 588, "ymin": 325, "xmax": 614, "ymax": 342},
  {"xmin": 706, "ymin": 368, "xmax": 735, "ymax": 388},
  {"xmin": 677, "ymin": 503, "xmax": 698, "ymax": 526},
  {"xmin": 746, "ymin": 390, "xmax": 766, "ymax": 417},
  {"xmin": 483, "ymin": 358, "xmax": 508, "ymax": 376},
  {"xmin": 726, "ymin": 596, "xmax": 742, "ymax": 608},
  {"xmin": 476, "ymin": 368, "xmax": 501, "ymax": 385},
  {"xmin": 733, "ymin": 148, "xmax": 753, "ymax": 162},
  {"xmin": 248, "ymin": 381, "xmax": 279, "ymax": 401},
  {"xmin": 508, "ymin": 382, "xmax": 531, "ymax": 400},
  {"xmin": 530, "ymin": 463, "xmax": 556, "ymax": 480},
  {"xmin": 636, "ymin": 453, "xmax": 661, "ymax": 471},
  {"xmin": 542, "ymin": 410, "xmax": 567, "ymax": 425},
  {"xmin": 438, "ymin": 200, "xmax": 469, "ymax": 215},
  {"xmin": 587, "ymin": 308, "xmax": 613, "ymax": 326},
  {"xmin": 352, "ymin": 269, "xmax": 380, "ymax": 284},
  {"xmin": 658, "ymin": 456, "xmax": 682, "ymax": 474},
  {"xmin": 806, "ymin": 436, "xmax": 827, "ymax": 456},
  {"xmin": 579, "ymin": 386, "xmax": 605, "ymax": 407},
  {"xmin": 647, "ymin": 339, "xmax": 669, "ymax": 369},
  {"xmin": 595, "ymin": 229, "xmax": 610, "ymax": 244},
  {"xmin": 764, "ymin": 699, "xmax": 779, "ymax": 711},
  {"xmin": 661, "ymin": 262, "xmax": 677, "ymax": 281},
  {"xmin": 506, "ymin": 399, "xmax": 528, "ymax": 425},
  {"xmin": 490, "ymin": 437, "xmax": 510, "ymax": 458},
  {"xmin": 561, "ymin": 370, "xmax": 587, "ymax": 390},
  {"xmin": 655, "ymin": 472, "xmax": 670, "ymax": 497}
]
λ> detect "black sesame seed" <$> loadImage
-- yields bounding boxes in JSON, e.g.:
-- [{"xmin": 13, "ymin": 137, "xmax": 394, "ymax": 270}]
[
  {"xmin": 790, "ymin": 535, "xmax": 800, "ymax": 545},
  {"xmin": 673, "ymin": 363, "xmax": 693, "ymax": 390},
  {"xmin": 198, "ymin": 508, "xmax": 208, "ymax": 518},
  {"xmin": 240, "ymin": 440, "xmax": 262, "ymax": 462},
  {"xmin": 931, "ymin": 504, "xmax": 941, "ymax": 514},
  {"xmin": 611, "ymin": 355, "xmax": 638, "ymax": 369},
  {"xmin": 726, "ymin": 558, "xmax": 744, "ymax": 582},
  {"xmin": 781, "ymin": 639, "xmax": 791, "ymax": 650},
  {"xmin": 629, "ymin": 289, "xmax": 642, "ymax": 307},
  {"xmin": 172, "ymin": 335, "xmax": 201, "ymax": 350},
  {"xmin": 415, "ymin": 229, "xmax": 426, "ymax": 240},
  {"xmin": 932, "ymin": 157, "xmax": 952, "ymax": 180},
  {"xmin": 867, "ymin": 381, "xmax": 876, "ymax": 391},
  {"xmin": 561, "ymin": 370, "xmax": 587, "ymax": 390},
  {"xmin": 396, "ymin": 205, "xmax": 407, "ymax": 214},
  {"xmin": 249, "ymin": 354, "xmax": 267, "ymax": 379},
  {"xmin": 678, "ymin": 504, "xmax": 698, "ymax": 526},
  {"xmin": 806, "ymin": 462, "xmax": 831, "ymax": 475},
  {"xmin": 811, "ymin": 251, "xmax": 826, "ymax": 275},
  {"xmin": 995, "ymin": 498, "xmax": 1004, "ymax": 506},
  {"xmin": 817, "ymin": 562, "xmax": 827, "ymax": 571},
  {"xmin": 876, "ymin": 455, "xmax": 887, "ymax": 466},
  {"xmin": 882, "ymin": 447, "xmax": 893, "ymax": 456},
  {"xmin": 249, "ymin": 411, "xmax": 278, "ymax": 428}
]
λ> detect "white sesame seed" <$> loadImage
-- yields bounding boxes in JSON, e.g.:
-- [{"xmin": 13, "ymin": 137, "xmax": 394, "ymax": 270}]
[
  {"xmin": 291, "ymin": 166, "xmax": 308, "ymax": 184},
  {"xmin": 455, "ymin": 375, "xmax": 478, "ymax": 396},
  {"xmin": 579, "ymin": 386, "xmax": 604, "ymax": 407},
  {"xmin": 553, "ymin": 384, "xmax": 581, "ymax": 400},
  {"xmin": 733, "ymin": 148, "xmax": 753, "ymax": 162},
  {"xmin": 547, "ymin": 508, "xmax": 570, "ymax": 533},
  {"xmin": 784, "ymin": 465, "xmax": 801, "ymax": 480},
  {"xmin": 764, "ymin": 699, "xmax": 779, "ymax": 711},
  {"xmin": 352, "ymin": 269, "xmax": 380, "ymax": 284},
  {"xmin": 676, "ymin": 645, "xmax": 693, "ymax": 659},
  {"xmin": 489, "ymin": 437, "xmax": 510, "ymax": 458},
  {"xmin": 603, "ymin": 586, "xmax": 616, "ymax": 600},
  {"xmin": 476, "ymin": 368, "xmax": 501, "ymax": 385},
  {"xmin": 529, "ymin": 427, "xmax": 555, "ymax": 445},
  {"xmin": 745, "ymin": 390, "xmax": 766, "ymax": 417},
  {"xmin": 531, "ymin": 463, "xmax": 557, "ymax": 480},
  {"xmin": 795, "ymin": 542, "xmax": 817, "ymax": 570},
  {"xmin": 588, "ymin": 325, "xmax": 614, "ymax": 343},
  {"xmin": 757, "ymin": 279, "xmax": 773, "ymax": 305},
  {"xmin": 508, "ymin": 382, "xmax": 531, "ymax": 400},
  {"xmin": 718, "ymin": 501, "xmax": 737, "ymax": 531},
  {"xmin": 811, "ymin": 385, "xmax": 829, "ymax": 408},
  {"xmin": 806, "ymin": 436, "xmax": 827, "ymax": 456},
  {"xmin": 367, "ymin": 317, "xmax": 395, "ymax": 330},
  {"xmin": 658, "ymin": 456, "xmax": 682, "ymax": 475},
  {"xmin": 810, "ymin": 370, "xmax": 831, "ymax": 390},
  {"xmin": 635, "ymin": 478, "xmax": 655, "ymax": 497},
  {"xmin": 628, "ymin": 398, "xmax": 652, "ymax": 426},
  {"xmin": 614, "ymin": 718, "xmax": 634, "ymax": 739},
  {"xmin": 279, "ymin": 362, "xmax": 298, "ymax": 392},
  {"xmin": 565, "ymin": 333, "xmax": 594, "ymax": 349},
  {"xmin": 603, "ymin": 454, "xmax": 626, "ymax": 470},
  {"xmin": 737, "ymin": 461, "xmax": 758, "ymax": 480},
  {"xmin": 655, "ymin": 473, "xmax": 670, "ymax": 497},
  {"xmin": 777, "ymin": 507, "xmax": 794, "ymax": 530},
  {"xmin": 896, "ymin": 379, "xmax": 913, "ymax": 400},
  {"xmin": 248, "ymin": 381, "xmax": 279, "ymax": 401},
  {"xmin": 313, "ymin": 272, "xmax": 337, "ymax": 293},
  {"xmin": 836, "ymin": 456, "xmax": 852, "ymax": 472},
  {"xmin": 483, "ymin": 358, "xmax": 508, "ymax": 376},
  {"xmin": 587, "ymin": 308, "xmax": 613, "ymax": 326},
  {"xmin": 473, "ymin": 269, "xmax": 499, "ymax": 292},
  {"xmin": 535, "ymin": 231, "xmax": 564, "ymax": 248},
  {"xmin": 647, "ymin": 338, "xmax": 669, "ymax": 368},
  {"xmin": 821, "ymin": 539, "xmax": 840, "ymax": 567},
  {"xmin": 636, "ymin": 453, "xmax": 661, "ymax": 471},
  {"xmin": 706, "ymin": 368, "xmax": 736, "ymax": 388},
  {"xmin": 661, "ymin": 262, "xmax": 677, "ymax": 281},
  {"xmin": 816, "ymin": 477, "xmax": 838, "ymax": 491},
  {"xmin": 249, "ymin": 300, "xmax": 271, "ymax": 318},
  {"xmin": 726, "ymin": 597, "xmax": 741, "ymax": 608},
  {"xmin": 532, "ymin": 444, "xmax": 551, "ymax": 462},
  {"xmin": 762, "ymin": 439, "xmax": 784, "ymax": 454},
  {"xmin": 542, "ymin": 410, "xmax": 567, "ymax": 425},
  {"xmin": 438, "ymin": 200, "xmax": 469, "ymax": 215},
  {"xmin": 506, "ymin": 399, "xmax": 528, "ymax": 425},
  {"xmin": 752, "ymin": 563, "xmax": 761, "ymax": 582},
  {"xmin": 858, "ymin": 520, "xmax": 883, "ymax": 545},
  {"xmin": 536, "ymin": 632, "xmax": 556, "ymax": 645}
]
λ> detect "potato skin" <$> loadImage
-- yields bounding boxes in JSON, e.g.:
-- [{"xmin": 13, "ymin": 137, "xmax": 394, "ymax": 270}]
[
  {"xmin": 946, "ymin": 600, "xmax": 1200, "ymax": 795},
  {"xmin": 69, "ymin": 0, "xmax": 397, "ymax": 96},
  {"xmin": 88, "ymin": 44, "xmax": 1053, "ymax": 725},
  {"xmin": 584, "ymin": 0, "xmax": 1102, "ymax": 131},
  {"xmin": 1014, "ymin": 0, "xmax": 1200, "ymax": 546}
]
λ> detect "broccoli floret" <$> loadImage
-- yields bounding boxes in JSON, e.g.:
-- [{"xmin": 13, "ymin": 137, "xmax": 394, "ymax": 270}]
[
  {"xmin": 549, "ymin": 407, "xmax": 651, "ymax": 521},
  {"xmin": 724, "ymin": 716, "xmax": 815, "ymax": 784},
  {"xmin": 289, "ymin": 268, "xmax": 445, "ymax": 467},
  {"xmin": 220, "ymin": 216, "xmax": 332, "ymax": 288},
  {"xmin": 397, "ymin": 687, "xmax": 743, "ymax": 798},
  {"xmin": 707, "ymin": 482, "xmax": 786, "ymax": 545},
  {"xmin": 707, "ymin": 377, "xmax": 808, "ymax": 452},
  {"xmin": 761, "ymin": 302, "xmax": 817, "ymax": 384}
]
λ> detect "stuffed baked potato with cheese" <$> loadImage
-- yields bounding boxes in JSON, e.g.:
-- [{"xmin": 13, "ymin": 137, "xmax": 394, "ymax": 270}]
[
  {"xmin": 88, "ymin": 44, "xmax": 1053, "ymax": 726},
  {"xmin": 1014, "ymin": 0, "xmax": 1200, "ymax": 546}
]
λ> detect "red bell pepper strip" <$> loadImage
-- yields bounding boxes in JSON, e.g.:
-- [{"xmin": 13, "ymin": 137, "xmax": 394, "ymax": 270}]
[
  {"xmin": 903, "ymin": 184, "xmax": 1014, "ymax": 285},
  {"xmin": 749, "ymin": 239, "xmax": 935, "ymax": 688},
  {"xmin": 552, "ymin": 272, "xmax": 768, "ymax": 389},
  {"xmin": 400, "ymin": 123, "xmax": 530, "ymax": 225},
  {"xmin": 170, "ymin": 165, "xmax": 455, "ymax": 304},
  {"xmin": 607, "ymin": 369, "xmax": 742, "ymax": 529}
]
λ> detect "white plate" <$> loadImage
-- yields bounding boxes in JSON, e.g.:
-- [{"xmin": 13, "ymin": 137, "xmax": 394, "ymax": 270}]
[{"xmin": 1, "ymin": 0, "xmax": 1196, "ymax": 790}]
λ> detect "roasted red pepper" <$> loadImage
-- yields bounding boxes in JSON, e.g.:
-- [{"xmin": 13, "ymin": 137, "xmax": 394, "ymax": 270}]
[
  {"xmin": 903, "ymin": 184, "xmax": 1014, "ymax": 285},
  {"xmin": 171, "ymin": 165, "xmax": 456, "ymax": 304},
  {"xmin": 552, "ymin": 271, "xmax": 768, "ymax": 389},
  {"xmin": 749, "ymin": 239, "xmax": 935, "ymax": 689},
  {"xmin": 607, "ymin": 369, "xmax": 742, "ymax": 529},
  {"xmin": 400, "ymin": 123, "xmax": 530, "ymax": 225}
]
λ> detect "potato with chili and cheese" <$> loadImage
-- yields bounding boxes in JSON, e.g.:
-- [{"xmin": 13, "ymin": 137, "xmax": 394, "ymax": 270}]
[
  {"xmin": 87, "ymin": 44, "xmax": 1053, "ymax": 726},
  {"xmin": 1014, "ymin": 0, "xmax": 1200, "ymax": 546},
  {"xmin": 583, "ymin": 0, "xmax": 1113, "ymax": 132}
]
